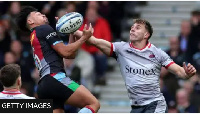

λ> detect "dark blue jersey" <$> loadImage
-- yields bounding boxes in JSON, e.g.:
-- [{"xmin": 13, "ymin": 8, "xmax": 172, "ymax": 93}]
[{"xmin": 30, "ymin": 24, "xmax": 65, "ymax": 78}]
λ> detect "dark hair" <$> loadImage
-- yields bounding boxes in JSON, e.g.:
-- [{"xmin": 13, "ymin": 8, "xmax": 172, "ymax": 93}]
[
  {"xmin": 134, "ymin": 19, "xmax": 153, "ymax": 40},
  {"xmin": 191, "ymin": 10, "xmax": 200, "ymax": 16},
  {"xmin": 16, "ymin": 6, "xmax": 37, "ymax": 31},
  {"xmin": 0, "ymin": 64, "xmax": 21, "ymax": 87}
]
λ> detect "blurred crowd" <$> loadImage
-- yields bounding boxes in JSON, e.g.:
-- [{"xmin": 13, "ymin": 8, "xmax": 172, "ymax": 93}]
[
  {"xmin": 0, "ymin": 1, "xmax": 200, "ymax": 113},
  {"xmin": 160, "ymin": 10, "xmax": 200, "ymax": 113}
]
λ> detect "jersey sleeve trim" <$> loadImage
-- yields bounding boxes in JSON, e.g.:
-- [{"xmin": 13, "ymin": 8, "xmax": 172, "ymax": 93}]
[
  {"xmin": 85, "ymin": 105, "xmax": 95, "ymax": 113},
  {"xmin": 110, "ymin": 43, "xmax": 113, "ymax": 56},
  {"xmin": 165, "ymin": 61, "xmax": 175, "ymax": 69},
  {"xmin": 52, "ymin": 41, "xmax": 63, "ymax": 46}
]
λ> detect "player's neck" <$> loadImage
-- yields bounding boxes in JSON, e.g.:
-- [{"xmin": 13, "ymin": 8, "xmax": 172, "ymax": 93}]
[
  {"xmin": 29, "ymin": 25, "xmax": 38, "ymax": 30},
  {"xmin": 4, "ymin": 86, "xmax": 20, "ymax": 92},
  {"xmin": 29, "ymin": 24, "xmax": 44, "ymax": 30},
  {"xmin": 131, "ymin": 40, "xmax": 148, "ymax": 50}
]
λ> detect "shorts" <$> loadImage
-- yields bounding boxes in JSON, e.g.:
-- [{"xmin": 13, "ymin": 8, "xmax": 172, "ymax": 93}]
[
  {"xmin": 130, "ymin": 100, "xmax": 168, "ymax": 113},
  {"xmin": 37, "ymin": 72, "xmax": 80, "ymax": 110}
]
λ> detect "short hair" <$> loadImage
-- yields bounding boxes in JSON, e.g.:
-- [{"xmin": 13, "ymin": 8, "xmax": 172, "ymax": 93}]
[
  {"xmin": 16, "ymin": 6, "xmax": 37, "ymax": 31},
  {"xmin": 191, "ymin": 10, "xmax": 200, "ymax": 16},
  {"xmin": 0, "ymin": 64, "xmax": 21, "ymax": 87},
  {"xmin": 133, "ymin": 19, "xmax": 153, "ymax": 39}
]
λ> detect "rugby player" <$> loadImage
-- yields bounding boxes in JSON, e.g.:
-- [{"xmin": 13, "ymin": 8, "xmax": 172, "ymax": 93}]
[
  {"xmin": 0, "ymin": 64, "xmax": 35, "ymax": 99},
  {"xmin": 16, "ymin": 6, "xmax": 100, "ymax": 113},
  {"xmin": 74, "ymin": 19, "xmax": 196, "ymax": 113}
]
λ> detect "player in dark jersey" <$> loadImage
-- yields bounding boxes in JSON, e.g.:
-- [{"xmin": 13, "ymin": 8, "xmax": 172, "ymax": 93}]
[{"xmin": 16, "ymin": 6, "xmax": 100, "ymax": 113}]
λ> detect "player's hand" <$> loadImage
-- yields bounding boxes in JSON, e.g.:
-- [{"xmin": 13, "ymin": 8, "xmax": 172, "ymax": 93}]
[
  {"xmin": 82, "ymin": 23, "xmax": 93, "ymax": 40},
  {"xmin": 183, "ymin": 62, "xmax": 196, "ymax": 79},
  {"xmin": 55, "ymin": 17, "xmax": 59, "ymax": 22}
]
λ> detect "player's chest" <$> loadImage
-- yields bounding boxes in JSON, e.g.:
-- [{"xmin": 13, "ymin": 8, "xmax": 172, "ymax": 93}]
[
  {"xmin": 120, "ymin": 48, "xmax": 158, "ymax": 62},
  {"xmin": 30, "ymin": 32, "xmax": 40, "ymax": 47}
]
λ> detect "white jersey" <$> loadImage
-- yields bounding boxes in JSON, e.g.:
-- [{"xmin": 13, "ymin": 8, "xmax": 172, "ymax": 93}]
[
  {"xmin": 0, "ymin": 90, "xmax": 35, "ymax": 99},
  {"xmin": 111, "ymin": 41, "xmax": 174, "ymax": 106}
]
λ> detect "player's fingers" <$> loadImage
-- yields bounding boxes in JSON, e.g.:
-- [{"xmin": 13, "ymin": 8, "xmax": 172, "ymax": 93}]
[
  {"xmin": 83, "ymin": 24, "xmax": 87, "ymax": 31},
  {"xmin": 188, "ymin": 68, "xmax": 193, "ymax": 74},
  {"xmin": 188, "ymin": 68, "xmax": 196, "ymax": 75},
  {"xmin": 188, "ymin": 67, "xmax": 196, "ymax": 73},
  {"xmin": 92, "ymin": 28, "xmax": 94, "ymax": 34},
  {"xmin": 187, "ymin": 65, "xmax": 194, "ymax": 71},
  {"xmin": 55, "ymin": 17, "xmax": 59, "ymax": 21},
  {"xmin": 89, "ymin": 23, "xmax": 92, "ymax": 31},
  {"xmin": 188, "ymin": 70, "xmax": 196, "ymax": 76},
  {"xmin": 192, "ymin": 69, "xmax": 197, "ymax": 74},
  {"xmin": 187, "ymin": 63, "xmax": 192, "ymax": 68},
  {"xmin": 183, "ymin": 62, "xmax": 187, "ymax": 71}
]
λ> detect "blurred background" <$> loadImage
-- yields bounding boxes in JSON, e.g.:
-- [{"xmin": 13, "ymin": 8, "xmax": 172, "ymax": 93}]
[{"xmin": 0, "ymin": 1, "xmax": 200, "ymax": 113}]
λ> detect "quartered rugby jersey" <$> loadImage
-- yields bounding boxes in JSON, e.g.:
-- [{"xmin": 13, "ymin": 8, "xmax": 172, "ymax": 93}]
[
  {"xmin": 111, "ymin": 41, "xmax": 174, "ymax": 106},
  {"xmin": 30, "ymin": 25, "xmax": 65, "ymax": 78},
  {"xmin": 0, "ymin": 90, "xmax": 35, "ymax": 99}
]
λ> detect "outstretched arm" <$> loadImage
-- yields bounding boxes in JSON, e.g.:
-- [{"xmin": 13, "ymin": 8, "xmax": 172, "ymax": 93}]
[
  {"xmin": 74, "ymin": 30, "xmax": 112, "ymax": 56},
  {"xmin": 167, "ymin": 62, "xmax": 196, "ymax": 79}
]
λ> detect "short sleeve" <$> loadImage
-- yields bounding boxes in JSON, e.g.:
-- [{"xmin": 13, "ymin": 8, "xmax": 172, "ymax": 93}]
[
  {"xmin": 159, "ymin": 49, "xmax": 174, "ymax": 69},
  {"xmin": 112, "ymin": 41, "xmax": 126, "ymax": 53},
  {"xmin": 37, "ymin": 25, "xmax": 63, "ymax": 46},
  {"xmin": 111, "ymin": 41, "xmax": 126, "ymax": 59}
]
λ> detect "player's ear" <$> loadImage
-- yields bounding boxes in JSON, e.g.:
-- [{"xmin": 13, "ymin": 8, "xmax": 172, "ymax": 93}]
[
  {"xmin": 144, "ymin": 32, "xmax": 149, "ymax": 39},
  {"xmin": 27, "ymin": 19, "xmax": 34, "ymax": 25},
  {"xmin": 17, "ymin": 76, "xmax": 21, "ymax": 86}
]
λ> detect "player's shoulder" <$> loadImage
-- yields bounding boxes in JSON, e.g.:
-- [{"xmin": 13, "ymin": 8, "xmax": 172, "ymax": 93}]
[
  {"xmin": 113, "ymin": 41, "xmax": 127, "ymax": 46},
  {"xmin": 149, "ymin": 43, "xmax": 164, "ymax": 52},
  {"xmin": 35, "ymin": 24, "xmax": 55, "ymax": 38},
  {"xmin": 112, "ymin": 41, "xmax": 128, "ymax": 50},
  {"xmin": 36, "ymin": 24, "xmax": 53, "ymax": 30},
  {"xmin": 149, "ymin": 43, "xmax": 168, "ymax": 58}
]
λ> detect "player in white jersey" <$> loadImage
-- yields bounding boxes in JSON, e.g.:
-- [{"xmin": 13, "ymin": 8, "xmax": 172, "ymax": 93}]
[
  {"xmin": 74, "ymin": 19, "xmax": 196, "ymax": 113},
  {"xmin": 0, "ymin": 64, "xmax": 35, "ymax": 99}
]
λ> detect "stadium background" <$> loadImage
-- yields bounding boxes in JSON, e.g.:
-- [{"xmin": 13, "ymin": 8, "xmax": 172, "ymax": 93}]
[{"xmin": 0, "ymin": 1, "xmax": 200, "ymax": 113}]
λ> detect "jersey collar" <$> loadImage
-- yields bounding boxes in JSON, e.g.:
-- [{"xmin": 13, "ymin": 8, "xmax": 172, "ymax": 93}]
[
  {"xmin": 30, "ymin": 28, "xmax": 34, "ymax": 32},
  {"xmin": 129, "ymin": 42, "xmax": 151, "ymax": 51},
  {"xmin": 1, "ymin": 90, "xmax": 21, "ymax": 94}
]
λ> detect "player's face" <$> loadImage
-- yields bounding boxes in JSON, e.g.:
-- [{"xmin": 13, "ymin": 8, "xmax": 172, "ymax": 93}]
[
  {"xmin": 130, "ymin": 23, "xmax": 148, "ymax": 42},
  {"xmin": 27, "ymin": 11, "xmax": 49, "ymax": 26}
]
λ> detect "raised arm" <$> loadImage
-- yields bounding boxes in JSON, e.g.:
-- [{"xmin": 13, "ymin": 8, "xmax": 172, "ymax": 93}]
[
  {"xmin": 65, "ymin": 34, "xmax": 78, "ymax": 58},
  {"xmin": 53, "ymin": 24, "xmax": 92, "ymax": 59},
  {"xmin": 167, "ymin": 62, "xmax": 196, "ymax": 79},
  {"xmin": 74, "ymin": 30, "xmax": 112, "ymax": 56}
]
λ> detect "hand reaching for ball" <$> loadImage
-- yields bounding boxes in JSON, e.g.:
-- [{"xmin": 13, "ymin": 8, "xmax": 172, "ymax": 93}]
[{"xmin": 82, "ymin": 23, "xmax": 93, "ymax": 40}]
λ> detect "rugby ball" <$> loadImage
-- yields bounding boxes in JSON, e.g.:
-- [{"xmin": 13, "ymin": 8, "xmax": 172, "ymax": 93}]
[{"xmin": 56, "ymin": 12, "xmax": 83, "ymax": 34}]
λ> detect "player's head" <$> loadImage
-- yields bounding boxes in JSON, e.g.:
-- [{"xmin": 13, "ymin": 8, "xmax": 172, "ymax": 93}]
[
  {"xmin": 16, "ymin": 6, "xmax": 49, "ymax": 31},
  {"xmin": 130, "ymin": 19, "xmax": 153, "ymax": 42},
  {"xmin": 0, "ymin": 64, "xmax": 22, "ymax": 89}
]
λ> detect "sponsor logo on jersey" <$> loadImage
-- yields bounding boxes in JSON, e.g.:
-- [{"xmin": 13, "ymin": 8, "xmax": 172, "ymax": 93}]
[
  {"xmin": 126, "ymin": 50, "xmax": 133, "ymax": 54},
  {"xmin": 46, "ymin": 32, "xmax": 57, "ymax": 39},
  {"xmin": 125, "ymin": 65, "xmax": 156, "ymax": 75},
  {"xmin": 149, "ymin": 54, "xmax": 155, "ymax": 58}
]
